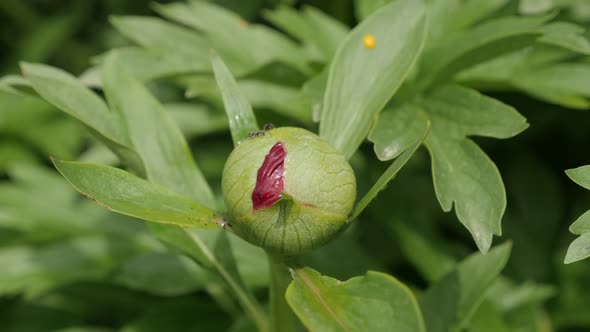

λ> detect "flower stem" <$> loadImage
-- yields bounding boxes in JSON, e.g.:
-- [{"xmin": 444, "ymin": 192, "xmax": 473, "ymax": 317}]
[{"xmin": 268, "ymin": 253, "xmax": 298, "ymax": 332}]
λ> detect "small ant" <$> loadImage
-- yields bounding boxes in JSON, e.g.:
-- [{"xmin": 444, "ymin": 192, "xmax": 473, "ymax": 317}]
[{"xmin": 247, "ymin": 123, "xmax": 275, "ymax": 138}]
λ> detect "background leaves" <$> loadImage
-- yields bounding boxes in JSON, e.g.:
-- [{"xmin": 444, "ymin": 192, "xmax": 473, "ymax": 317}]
[{"xmin": 2, "ymin": 0, "xmax": 590, "ymax": 331}]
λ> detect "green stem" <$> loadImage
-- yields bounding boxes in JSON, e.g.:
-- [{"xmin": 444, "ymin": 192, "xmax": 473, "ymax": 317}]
[
  {"xmin": 268, "ymin": 253, "xmax": 298, "ymax": 332},
  {"xmin": 188, "ymin": 231, "xmax": 269, "ymax": 332}
]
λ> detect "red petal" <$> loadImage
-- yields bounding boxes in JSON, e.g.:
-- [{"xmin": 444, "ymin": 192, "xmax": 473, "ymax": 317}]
[{"xmin": 252, "ymin": 142, "xmax": 286, "ymax": 210}]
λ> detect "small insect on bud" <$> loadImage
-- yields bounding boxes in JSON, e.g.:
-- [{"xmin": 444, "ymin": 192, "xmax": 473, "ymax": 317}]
[{"xmin": 221, "ymin": 127, "xmax": 356, "ymax": 257}]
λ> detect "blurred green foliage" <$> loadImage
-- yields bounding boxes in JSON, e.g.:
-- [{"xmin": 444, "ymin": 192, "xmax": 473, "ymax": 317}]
[{"xmin": 2, "ymin": 0, "xmax": 590, "ymax": 331}]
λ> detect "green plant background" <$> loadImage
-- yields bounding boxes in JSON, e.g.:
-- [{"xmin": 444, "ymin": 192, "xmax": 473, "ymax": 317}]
[{"xmin": 2, "ymin": 0, "xmax": 590, "ymax": 331}]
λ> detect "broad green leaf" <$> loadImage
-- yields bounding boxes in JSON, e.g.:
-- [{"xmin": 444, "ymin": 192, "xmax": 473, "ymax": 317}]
[
  {"xmin": 422, "ymin": 0, "xmax": 511, "ymax": 51},
  {"xmin": 513, "ymin": 64, "xmax": 590, "ymax": 109},
  {"xmin": 5, "ymin": 161, "xmax": 74, "ymax": 205},
  {"xmin": 468, "ymin": 300, "xmax": 511, "ymax": 332},
  {"xmin": 569, "ymin": 210, "xmax": 590, "ymax": 235},
  {"xmin": 419, "ymin": 242, "xmax": 512, "ymax": 332},
  {"xmin": 20, "ymin": 62, "xmax": 143, "ymax": 172},
  {"xmin": 52, "ymin": 159, "xmax": 222, "ymax": 228},
  {"xmin": 96, "ymin": 47, "xmax": 209, "ymax": 82},
  {"xmin": 0, "ymin": 235, "xmax": 146, "ymax": 297},
  {"xmin": 392, "ymin": 222, "xmax": 457, "ymax": 283},
  {"xmin": 211, "ymin": 55, "xmax": 259, "ymax": 146},
  {"xmin": 264, "ymin": 6, "xmax": 348, "ymax": 61},
  {"xmin": 147, "ymin": 225, "xmax": 269, "ymax": 289},
  {"xmin": 419, "ymin": 15, "xmax": 548, "ymax": 87},
  {"xmin": 186, "ymin": 77, "xmax": 313, "ymax": 123},
  {"xmin": 565, "ymin": 165, "xmax": 590, "ymax": 190},
  {"xmin": 287, "ymin": 267, "xmax": 426, "ymax": 332},
  {"xmin": 565, "ymin": 233, "xmax": 590, "ymax": 264},
  {"xmin": 110, "ymin": 16, "xmax": 210, "ymax": 59},
  {"xmin": 369, "ymin": 103, "xmax": 430, "ymax": 161},
  {"xmin": 488, "ymin": 277, "xmax": 556, "ymax": 311},
  {"xmin": 302, "ymin": 6, "xmax": 348, "ymax": 57},
  {"xmin": 519, "ymin": 0, "xmax": 555, "ymax": 14},
  {"xmin": 355, "ymin": 0, "xmax": 391, "ymax": 20},
  {"xmin": 565, "ymin": 166, "xmax": 590, "ymax": 263},
  {"xmin": 426, "ymin": 136, "xmax": 504, "ymax": 253},
  {"xmin": 422, "ymin": 85, "xmax": 529, "ymax": 139},
  {"xmin": 155, "ymin": 1, "xmax": 311, "ymax": 75},
  {"xmin": 538, "ymin": 22, "xmax": 590, "ymax": 54},
  {"xmin": 20, "ymin": 63, "xmax": 124, "ymax": 144},
  {"xmin": 352, "ymin": 122, "xmax": 429, "ymax": 220},
  {"xmin": 0, "ymin": 89, "xmax": 84, "ymax": 159},
  {"xmin": 167, "ymin": 103, "xmax": 228, "ymax": 138},
  {"xmin": 112, "ymin": 252, "xmax": 206, "ymax": 296},
  {"xmin": 419, "ymin": 85, "xmax": 527, "ymax": 253},
  {"xmin": 320, "ymin": 0, "xmax": 426, "ymax": 159},
  {"xmin": 101, "ymin": 52, "xmax": 215, "ymax": 208},
  {"xmin": 148, "ymin": 225, "xmax": 269, "ymax": 331},
  {"xmin": 238, "ymin": 80, "xmax": 312, "ymax": 123}
]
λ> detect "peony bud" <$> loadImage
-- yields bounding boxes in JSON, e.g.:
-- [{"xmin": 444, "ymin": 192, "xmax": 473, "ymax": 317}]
[{"xmin": 221, "ymin": 127, "xmax": 356, "ymax": 257}]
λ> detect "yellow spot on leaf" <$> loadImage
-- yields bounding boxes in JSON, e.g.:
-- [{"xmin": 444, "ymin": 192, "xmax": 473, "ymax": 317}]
[
  {"xmin": 363, "ymin": 34, "xmax": 376, "ymax": 49},
  {"xmin": 239, "ymin": 19, "xmax": 249, "ymax": 28}
]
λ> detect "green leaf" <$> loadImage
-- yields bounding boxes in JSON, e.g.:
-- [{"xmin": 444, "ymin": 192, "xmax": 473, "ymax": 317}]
[
  {"xmin": 167, "ymin": 103, "xmax": 229, "ymax": 139},
  {"xmin": 52, "ymin": 159, "xmax": 222, "ymax": 228},
  {"xmin": 19, "ymin": 62, "xmax": 144, "ymax": 173},
  {"xmin": 101, "ymin": 52, "xmax": 215, "ymax": 208},
  {"xmin": 185, "ymin": 77, "xmax": 313, "ymax": 124},
  {"xmin": 419, "ymin": 242, "xmax": 512, "ymax": 332},
  {"xmin": 369, "ymin": 103, "xmax": 430, "ymax": 161},
  {"xmin": 20, "ymin": 63, "xmax": 123, "ymax": 144},
  {"xmin": 567, "ymin": 165, "xmax": 590, "ymax": 190},
  {"xmin": 565, "ymin": 166, "xmax": 590, "ymax": 263},
  {"xmin": 513, "ymin": 64, "xmax": 590, "ymax": 110},
  {"xmin": 355, "ymin": 0, "xmax": 391, "ymax": 20},
  {"xmin": 238, "ymin": 80, "xmax": 312, "ymax": 123},
  {"xmin": 468, "ymin": 300, "xmax": 511, "ymax": 332},
  {"xmin": 155, "ymin": 1, "xmax": 311, "ymax": 75},
  {"xmin": 392, "ymin": 221, "xmax": 457, "ymax": 283},
  {"xmin": 264, "ymin": 5, "xmax": 348, "ymax": 61},
  {"xmin": 352, "ymin": 121, "xmax": 430, "ymax": 220},
  {"xmin": 423, "ymin": 0, "xmax": 515, "ymax": 51},
  {"xmin": 211, "ymin": 54, "xmax": 259, "ymax": 146},
  {"xmin": 110, "ymin": 16, "xmax": 210, "ymax": 60},
  {"xmin": 0, "ymin": 89, "xmax": 84, "ymax": 159},
  {"xmin": 569, "ymin": 210, "xmax": 590, "ymax": 235},
  {"xmin": 419, "ymin": 15, "xmax": 548, "ymax": 86},
  {"xmin": 420, "ymin": 85, "xmax": 527, "ymax": 253},
  {"xmin": 112, "ymin": 252, "xmax": 206, "ymax": 296},
  {"xmin": 565, "ymin": 233, "xmax": 590, "ymax": 264},
  {"xmin": 422, "ymin": 85, "xmax": 529, "ymax": 139},
  {"xmin": 538, "ymin": 22, "xmax": 590, "ymax": 54},
  {"xmin": 287, "ymin": 267, "xmax": 426, "ymax": 332},
  {"xmin": 320, "ymin": 0, "xmax": 426, "ymax": 159},
  {"xmin": 96, "ymin": 47, "xmax": 209, "ymax": 82},
  {"xmin": 148, "ymin": 225, "xmax": 269, "ymax": 331},
  {"xmin": 0, "ymin": 235, "xmax": 146, "ymax": 297},
  {"xmin": 426, "ymin": 137, "xmax": 504, "ymax": 253}
]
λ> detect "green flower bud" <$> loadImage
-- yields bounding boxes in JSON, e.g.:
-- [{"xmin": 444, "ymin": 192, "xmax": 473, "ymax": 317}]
[{"xmin": 222, "ymin": 127, "xmax": 356, "ymax": 257}]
